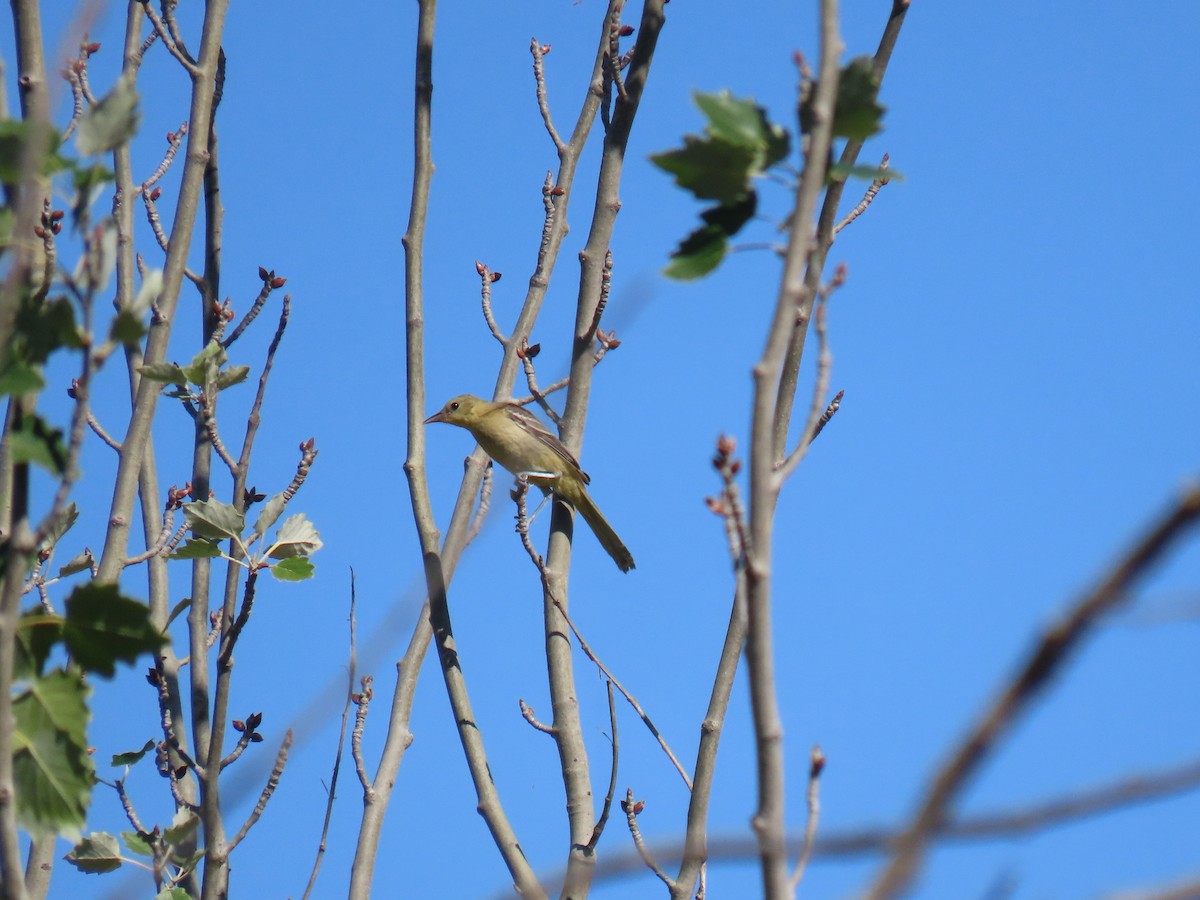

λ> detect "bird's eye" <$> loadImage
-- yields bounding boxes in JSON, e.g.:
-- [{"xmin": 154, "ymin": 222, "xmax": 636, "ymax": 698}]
[{"xmin": 450, "ymin": 402, "xmax": 459, "ymax": 411}]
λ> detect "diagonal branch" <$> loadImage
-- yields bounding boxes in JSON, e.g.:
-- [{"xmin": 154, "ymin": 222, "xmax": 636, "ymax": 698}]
[{"xmin": 866, "ymin": 484, "xmax": 1200, "ymax": 898}]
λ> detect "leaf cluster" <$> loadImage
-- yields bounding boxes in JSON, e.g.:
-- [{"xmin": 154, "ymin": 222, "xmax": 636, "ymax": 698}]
[
  {"xmin": 651, "ymin": 58, "xmax": 892, "ymax": 280},
  {"xmin": 172, "ymin": 496, "xmax": 323, "ymax": 582},
  {"xmin": 11, "ymin": 584, "xmax": 164, "ymax": 837}
]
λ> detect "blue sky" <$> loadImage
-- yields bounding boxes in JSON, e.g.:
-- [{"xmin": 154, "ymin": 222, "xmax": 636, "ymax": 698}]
[{"xmin": 14, "ymin": 1, "xmax": 1200, "ymax": 897}]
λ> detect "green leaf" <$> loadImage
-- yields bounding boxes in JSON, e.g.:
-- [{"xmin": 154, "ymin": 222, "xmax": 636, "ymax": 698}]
[
  {"xmin": 650, "ymin": 136, "xmax": 757, "ymax": 205},
  {"xmin": 214, "ymin": 365, "xmax": 250, "ymax": 390},
  {"xmin": 0, "ymin": 360, "xmax": 45, "ymax": 396},
  {"xmin": 694, "ymin": 90, "xmax": 790, "ymax": 168},
  {"xmin": 63, "ymin": 584, "xmax": 164, "ymax": 678},
  {"xmin": 58, "ymin": 548, "xmax": 95, "ymax": 578},
  {"xmin": 8, "ymin": 412, "xmax": 67, "ymax": 475},
  {"xmin": 76, "ymin": 75, "xmax": 141, "ymax": 156},
  {"xmin": 111, "ymin": 739, "xmax": 155, "ymax": 767},
  {"xmin": 136, "ymin": 362, "xmax": 188, "ymax": 386},
  {"xmin": 834, "ymin": 57, "xmax": 885, "ymax": 139},
  {"xmin": 828, "ymin": 162, "xmax": 903, "ymax": 182},
  {"xmin": 168, "ymin": 539, "xmax": 223, "ymax": 560},
  {"xmin": 183, "ymin": 340, "xmax": 227, "ymax": 386},
  {"xmin": 663, "ymin": 225, "xmax": 729, "ymax": 280},
  {"xmin": 270, "ymin": 557, "xmax": 314, "ymax": 582},
  {"xmin": 157, "ymin": 887, "xmax": 195, "ymax": 900},
  {"xmin": 120, "ymin": 829, "xmax": 156, "ymax": 857},
  {"xmin": 64, "ymin": 833, "xmax": 122, "ymax": 874},
  {"xmin": 109, "ymin": 309, "xmax": 147, "ymax": 346},
  {"xmin": 802, "ymin": 56, "xmax": 887, "ymax": 140},
  {"xmin": 12, "ymin": 294, "xmax": 83, "ymax": 365},
  {"xmin": 0, "ymin": 120, "xmax": 69, "ymax": 183},
  {"xmin": 182, "ymin": 499, "xmax": 245, "ymax": 541},
  {"xmin": 0, "ymin": 205, "xmax": 13, "ymax": 247},
  {"xmin": 169, "ymin": 848, "xmax": 204, "ymax": 878},
  {"xmin": 663, "ymin": 193, "xmax": 758, "ymax": 281},
  {"xmin": 165, "ymin": 597, "xmax": 192, "ymax": 628},
  {"xmin": 131, "ymin": 268, "xmax": 162, "ymax": 318},
  {"xmin": 266, "ymin": 513, "xmax": 323, "ymax": 559},
  {"xmin": 70, "ymin": 163, "xmax": 115, "ymax": 230},
  {"xmin": 13, "ymin": 669, "xmax": 93, "ymax": 837},
  {"xmin": 251, "ymin": 493, "xmax": 288, "ymax": 538},
  {"xmin": 14, "ymin": 612, "xmax": 63, "ymax": 679},
  {"xmin": 162, "ymin": 809, "xmax": 200, "ymax": 846}
]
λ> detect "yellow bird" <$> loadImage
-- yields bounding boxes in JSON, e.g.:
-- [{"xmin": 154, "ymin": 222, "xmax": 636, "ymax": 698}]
[{"xmin": 425, "ymin": 395, "xmax": 635, "ymax": 573}]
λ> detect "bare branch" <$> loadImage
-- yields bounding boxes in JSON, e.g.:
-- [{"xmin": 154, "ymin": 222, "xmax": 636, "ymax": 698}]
[
  {"xmin": 585, "ymin": 680, "xmax": 620, "ymax": 853},
  {"xmin": 530, "ymin": 39, "xmax": 565, "ymax": 152}
]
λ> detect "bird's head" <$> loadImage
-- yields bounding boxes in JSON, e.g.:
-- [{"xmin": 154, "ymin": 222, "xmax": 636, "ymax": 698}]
[{"xmin": 424, "ymin": 394, "xmax": 486, "ymax": 427}]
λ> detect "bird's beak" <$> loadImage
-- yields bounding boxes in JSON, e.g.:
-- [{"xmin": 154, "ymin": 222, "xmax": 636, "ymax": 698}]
[{"xmin": 424, "ymin": 410, "xmax": 446, "ymax": 424}]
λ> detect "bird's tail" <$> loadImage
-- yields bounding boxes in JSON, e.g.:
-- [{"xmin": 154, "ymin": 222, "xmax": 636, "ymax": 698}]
[{"xmin": 572, "ymin": 488, "xmax": 636, "ymax": 573}]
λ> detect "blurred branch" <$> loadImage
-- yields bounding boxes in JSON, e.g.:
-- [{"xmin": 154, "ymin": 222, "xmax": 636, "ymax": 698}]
[
  {"xmin": 867, "ymin": 483, "xmax": 1200, "ymax": 898},
  {"xmin": 570, "ymin": 751, "xmax": 1200, "ymax": 889},
  {"xmin": 301, "ymin": 572, "xmax": 358, "ymax": 900}
]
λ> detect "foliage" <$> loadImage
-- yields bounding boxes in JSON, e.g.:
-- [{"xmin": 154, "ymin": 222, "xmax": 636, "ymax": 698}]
[{"xmin": 652, "ymin": 58, "xmax": 895, "ymax": 280}]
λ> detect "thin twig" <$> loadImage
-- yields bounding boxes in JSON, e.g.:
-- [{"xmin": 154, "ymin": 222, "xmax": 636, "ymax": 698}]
[
  {"xmin": 623, "ymin": 789, "xmax": 674, "ymax": 889},
  {"xmin": 530, "ymin": 39, "xmax": 565, "ymax": 152},
  {"xmin": 198, "ymin": 391, "xmax": 239, "ymax": 478},
  {"xmin": 351, "ymin": 675, "xmax": 374, "ymax": 794},
  {"xmin": 789, "ymin": 745, "xmax": 826, "ymax": 892},
  {"xmin": 140, "ymin": 0, "xmax": 199, "ymax": 73},
  {"xmin": 86, "ymin": 410, "xmax": 122, "ymax": 451},
  {"xmin": 518, "ymin": 698, "xmax": 555, "ymax": 735},
  {"xmin": 585, "ymin": 680, "xmax": 620, "ymax": 852},
  {"xmin": 513, "ymin": 476, "xmax": 545, "ymax": 569},
  {"xmin": 585, "ymin": 249, "xmax": 613, "ymax": 342},
  {"xmin": 465, "ymin": 465, "xmax": 493, "ymax": 544},
  {"xmin": 834, "ymin": 153, "xmax": 890, "ymax": 235},
  {"xmin": 222, "ymin": 267, "xmax": 281, "ymax": 349},
  {"xmin": 476, "ymin": 260, "xmax": 507, "ymax": 344},
  {"xmin": 518, "ymin": 345, "xmax": 560, "ymax": 425},
  {"xmin": 115, "ymin": 777, "xmax": 147, "ymax": 835},
  {"xmin": 219, "ymin": 711, "xmax": 263, "ymax": 771},
  {"xmin": 142, "ymin": 122, "xmax": 188, "ymax": 191},
  {"xmin": 550, "ymin": 596, "xmax": 692, "ymax": 791},
  {"xmin": 775, "ymin": 267, "xmax": 844, "ymax": 484}
]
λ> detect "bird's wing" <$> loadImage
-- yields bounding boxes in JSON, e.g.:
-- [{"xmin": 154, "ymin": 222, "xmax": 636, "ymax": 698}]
[{"xmin": 502, "ymin": 403, "xmax": 591, "ymax": 484}]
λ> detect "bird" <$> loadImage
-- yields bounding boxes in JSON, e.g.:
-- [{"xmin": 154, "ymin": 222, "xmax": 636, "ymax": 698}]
[{"xmin": 425, "ymin": 394, "xmax": 635, "ymax": 573}]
